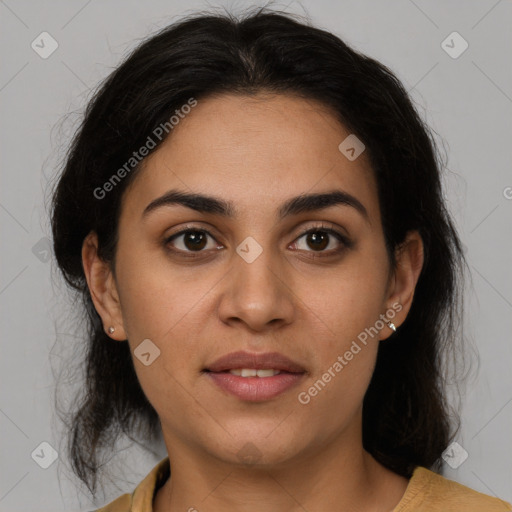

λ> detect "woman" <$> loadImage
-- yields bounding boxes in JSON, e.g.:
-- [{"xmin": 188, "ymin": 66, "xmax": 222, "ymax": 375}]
[{"xmin": 51, "ymin": 8, "xmax": 511, "ymax": 512}]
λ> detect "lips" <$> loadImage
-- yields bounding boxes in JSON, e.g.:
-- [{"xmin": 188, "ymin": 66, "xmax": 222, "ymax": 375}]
[
  {"xmin": 203, "ymin": 351, "xmax": 306, "ymax": 401},
  {"xmin": 204, "ymin": 350, "xmax": 306, "ymax": 374}
]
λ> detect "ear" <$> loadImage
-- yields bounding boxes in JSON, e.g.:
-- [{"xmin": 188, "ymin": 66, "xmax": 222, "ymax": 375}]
[
  {"xmin": 82, "ymin": 231, "xmax": 127, "ymax": 341},
  {"xmin": 381, "ymin": 230, "xmax": 424, "ymax": 340}
]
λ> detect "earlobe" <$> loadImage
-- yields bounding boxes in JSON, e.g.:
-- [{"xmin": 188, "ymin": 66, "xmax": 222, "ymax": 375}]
[
  {"xmin": 81, "ymin": 232, "xmax": 127, "ymax": 341},
  {"xmin": 382, "ymin": 231, "xmax": 424, "ymax": 339}
]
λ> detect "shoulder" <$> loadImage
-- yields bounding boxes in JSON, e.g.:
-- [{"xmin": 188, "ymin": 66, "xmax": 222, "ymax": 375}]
[
  {"xmin": 93, "ymin": 457, "xmax": 170, "ymax": 512},
  {"xmin": 94, "ymin": 493, "xmax": 131, "ymax": 512},
  {"xmin": 394, "ymin": 466, "xmax": 512, "ymax": 512}
]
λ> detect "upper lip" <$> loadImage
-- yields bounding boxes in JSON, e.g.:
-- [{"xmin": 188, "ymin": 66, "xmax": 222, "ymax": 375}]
[{"xmin": 204, "ymin": 351, "xmax": 306, "ymax": 373}]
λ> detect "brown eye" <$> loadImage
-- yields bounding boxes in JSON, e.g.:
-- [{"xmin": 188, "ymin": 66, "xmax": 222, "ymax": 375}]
[
  {"xmin": 305, "ymin": 232, "xmax": 329, "ymax": 251},
  {"xmin": 182, "ymin": 230, "xmax": 208, "ymax": 251},
  {"xmin": 165, "ymin": 229, "xmax": 219, "ymax": 253},
  {"xmin": 292, "ymin": 227, "xmax": 349, "ymax": 254}
]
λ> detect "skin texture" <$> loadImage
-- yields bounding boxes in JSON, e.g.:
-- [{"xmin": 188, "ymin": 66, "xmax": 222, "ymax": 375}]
[{"xmin": 82, "ymin": 93, "xmax": 424, "ymax": 511}]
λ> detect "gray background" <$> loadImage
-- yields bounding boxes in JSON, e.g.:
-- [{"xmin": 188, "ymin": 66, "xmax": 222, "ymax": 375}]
[{"xmin": 1, "ymin": 0, "xmax": 511, "ymax": 510}]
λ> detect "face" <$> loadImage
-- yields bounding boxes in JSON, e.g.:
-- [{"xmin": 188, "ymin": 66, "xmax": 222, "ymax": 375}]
[{"xmin": 84, "ymin": 92, "xmax": 421, "ymax": 469}]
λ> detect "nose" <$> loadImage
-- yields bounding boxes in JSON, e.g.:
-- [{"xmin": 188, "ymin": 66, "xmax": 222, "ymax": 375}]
[{"xmin": 217, "ymin": 246, "xmax": 295, "ymax": 333}]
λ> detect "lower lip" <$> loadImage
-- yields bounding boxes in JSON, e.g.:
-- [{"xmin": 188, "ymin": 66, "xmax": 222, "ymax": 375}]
[{"xmin": 205, "ymin": 371, "xmax": 305, "ymax": 401}]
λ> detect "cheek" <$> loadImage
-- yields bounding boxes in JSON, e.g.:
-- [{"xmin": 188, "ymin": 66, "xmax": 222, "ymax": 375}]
[
  {"xmin": 115, "ymin": 260, "xmax": 213, "ymax": 421},
  {"xmin": 295, "ymin": 276, "xmax": 383, "ymax": 430},
  {"xmin": 114, "ymin": 243, "xmax": 216, "ymax": 343},
  {"xmin": 114, "ymin": 248, "xmax": 225, "ymax": 408},
  {"xmin": 293, "ymin": 245, "xmax": 388, "ymax": 404},
  {"xmin": 300, "ymin": 248, "xmax": 390, "ymax": 345}
]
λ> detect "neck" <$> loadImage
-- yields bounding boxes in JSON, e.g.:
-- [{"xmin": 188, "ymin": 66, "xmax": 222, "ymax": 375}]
[{"xmin": 153, "ymin": 420, "xmax": 408, "ymax": 512}]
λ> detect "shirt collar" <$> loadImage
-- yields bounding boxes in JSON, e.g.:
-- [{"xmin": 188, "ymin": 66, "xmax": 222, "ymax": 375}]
[{"xmin": 130, "ymin": 456, "xmax": 170, "ymax": 511}]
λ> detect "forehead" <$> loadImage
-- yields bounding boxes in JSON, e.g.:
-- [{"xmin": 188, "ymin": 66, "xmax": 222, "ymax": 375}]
[{"xmin": 122, "ymin": 92, "xmax": 379, "ymax": 224}]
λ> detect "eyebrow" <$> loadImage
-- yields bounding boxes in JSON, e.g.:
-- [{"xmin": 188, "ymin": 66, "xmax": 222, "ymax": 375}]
[{"xmin": 142, "ymin": 189, "xmax": 369, "ymax": 222}]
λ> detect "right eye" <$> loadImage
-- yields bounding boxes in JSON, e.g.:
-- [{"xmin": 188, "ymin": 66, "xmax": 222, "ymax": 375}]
[{"xmin": 164, "ymin": 227, "xmax": 223, "ymax": 256}]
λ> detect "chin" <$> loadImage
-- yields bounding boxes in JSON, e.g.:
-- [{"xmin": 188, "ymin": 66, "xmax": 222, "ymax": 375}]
[{"xmin": 206, "ymin": 431, "xmax": 305, "ymax": 468}]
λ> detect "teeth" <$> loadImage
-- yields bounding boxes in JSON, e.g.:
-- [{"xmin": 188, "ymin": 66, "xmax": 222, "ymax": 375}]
[{"xmin": 229, "ymin": 369, "xmax": 281, "ymax": 377}]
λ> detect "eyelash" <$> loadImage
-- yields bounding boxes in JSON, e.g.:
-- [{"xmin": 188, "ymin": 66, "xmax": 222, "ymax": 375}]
[{"xmin": 163, "ymin": 223, "xmax": 352, "ymax": 260}]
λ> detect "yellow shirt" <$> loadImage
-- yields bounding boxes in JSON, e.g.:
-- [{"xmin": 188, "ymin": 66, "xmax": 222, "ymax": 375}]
[{"xmin": 95, "ymin": 457, "xmax": 511, "ymax": 511}]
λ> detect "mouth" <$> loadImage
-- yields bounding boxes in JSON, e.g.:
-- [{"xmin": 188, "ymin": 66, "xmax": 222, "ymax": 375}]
[
  {"xmin": 203, "ymin": 351, "xmax": 306, "ymax": 401},
  {"xmin": 204, "ymin": 368, "xmax": 300, "ymax": 377},
  {"xmin": 204, "ymin": 350, "xmax": 306, "ymax": 374}
]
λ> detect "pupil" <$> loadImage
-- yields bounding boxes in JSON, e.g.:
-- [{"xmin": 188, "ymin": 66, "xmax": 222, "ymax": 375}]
[
  {"xmin": 308, "ymin": 232, "xmax": 328, "ymax": 251},
  {"xmin": 185, "ymin": 231, "xmax": 207, "ymax": 251}
]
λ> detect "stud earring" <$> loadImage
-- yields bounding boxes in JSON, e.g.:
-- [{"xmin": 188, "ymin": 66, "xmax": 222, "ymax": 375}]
[
  {"xmin": 108, "ymin": 326, "xmax": 115, "ymax": 334},
  {"xmin": 387, "ymin": 321, "xmax": 397, "ymax": 332}
]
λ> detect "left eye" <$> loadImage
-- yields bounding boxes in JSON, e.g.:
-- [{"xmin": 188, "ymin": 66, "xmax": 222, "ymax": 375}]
[{"xmin": 291, "ymin": 228, "xmax": 347, "ymax": 252}]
